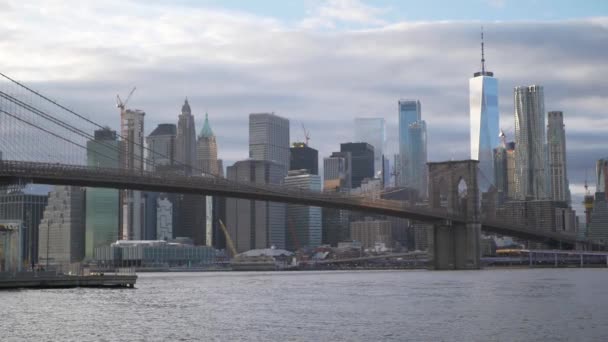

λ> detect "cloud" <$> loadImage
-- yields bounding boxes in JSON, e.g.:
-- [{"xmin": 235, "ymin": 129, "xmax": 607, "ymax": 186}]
[
  {"xmin": 0, "ymin": 1, "xmax": 606, "ymax": 217},
  {"xmin": 299, "ymin": 0, "xmax": 388, "ymax": 29}
]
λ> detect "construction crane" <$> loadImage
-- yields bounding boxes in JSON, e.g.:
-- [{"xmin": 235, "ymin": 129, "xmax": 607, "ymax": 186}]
[
  {"xmin": 219, "ymin": 219, "xmax": 237, "ymax": 258},
  {"xmin": 116, "ymin": 87, "xmax": 136, "ymax": 112},
  {"xmin": 301, "ymin": 123, "xmax": 310, "ymax": 146}
]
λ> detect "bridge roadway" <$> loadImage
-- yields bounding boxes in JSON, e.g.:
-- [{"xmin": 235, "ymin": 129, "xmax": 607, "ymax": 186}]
[{"xmin": 0, "ymin": 160, "xmax": 583, "ymax": 245}]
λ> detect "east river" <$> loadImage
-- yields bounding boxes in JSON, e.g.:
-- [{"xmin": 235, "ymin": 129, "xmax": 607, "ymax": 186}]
[{"xmin": 1, "ymin": 269, "xmax": 608, "ymax": 341}]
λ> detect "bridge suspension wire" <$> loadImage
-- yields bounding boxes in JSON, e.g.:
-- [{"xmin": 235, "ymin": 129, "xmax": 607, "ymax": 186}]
[{"xmin": 0, "ymin": 71, "xmax": 220, "ymax": 179}]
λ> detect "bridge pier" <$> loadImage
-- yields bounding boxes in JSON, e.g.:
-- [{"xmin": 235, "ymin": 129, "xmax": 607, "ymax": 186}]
[{"xmin": 427, "ymin": 161, "xmax": 481, "ymax": 270}]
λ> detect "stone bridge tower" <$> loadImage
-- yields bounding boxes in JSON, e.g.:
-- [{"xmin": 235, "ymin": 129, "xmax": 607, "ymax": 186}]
[{"xmin": 427, "ymin": 160, "xmax": 481, "ymax": 270}]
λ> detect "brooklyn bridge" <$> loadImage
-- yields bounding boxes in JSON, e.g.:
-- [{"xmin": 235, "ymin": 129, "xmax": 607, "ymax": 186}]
[{"xmin": 0, "ymin": 72, "xmax": 593, "ymax": 270}]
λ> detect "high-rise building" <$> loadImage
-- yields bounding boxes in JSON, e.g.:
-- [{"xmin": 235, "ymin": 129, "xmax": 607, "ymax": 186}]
[
  {"xmin": 354, "ymin": 118, "xmax": 386, "ymax": 179},
  {"xmin": 196, "ymin": 113, "xmax": 220, "ymax": 176},
  {"xmin": 176, "ymin": 99, "xmax": 197, "ymax": 175},
  {"xmin": 226, "ymin": 160, "xmax": 286, "ymax": 252},
  {"xmin": 0, "ymin": 189, "xmax": 47, "ymax": 264},
  {"xmin": 407, "ymin": 121, "xmax": 428, "ymax": 197},
  {"xmin": 290, "ymin": 143, "xmax": 318, "ymax": 175},
  {"xmin": 597, "ymin": 159, "xmax": 608, "ymax": 196},
  {"xmin": 146, "ymin": 124, "xmax": 176, "ymax": 171},
  {"xmin": 350, "ymin": 218, "xmax": 393, "ymax": 250},
  {"xmin": 340, "ymin": 142, "xmax": 374, "ymax": 189},
  {"xmin": 284, "ymin": 170, "xmax": 322, "ymax": 250},
  {"xmin": 587, "ymin": 192, "xmax": 608, "ymax": 242},
  {"xmin": 398, "ymin": 100, "xmax": 421, "ymax": 187},
  {"xmin": 85, "ymin": 128, "xmax": 120, "ymax": 259},
  {"xmin": 514, "ymin": 85, "xmax": 547, "ymax": 200},
  {"xmin": 121, "ymin": 109, "xmax": 145, "ymax": 240},
  {"xmin": 38, "ymin": 186, "xmax": 85, "ymax": 266},
  {"xmin": 323, "ymin": 152, "xmax": 352, "ymax": 191},
  {"xmin": 547, "ymin": 111, "xmax": 570, "ymax": 203},
  {"xmin": 249, "ymin": 113, "xmax": 290, "ymax": 172},
  {"xmin": 469, "ymin": 30, "xmax": 499, "ymax": 191},
  {"xmin": 195, "ymin": 112, "xmax": 222, "ymax": 246},
  {"xmin": 156, "ymin": 195, "xmax": 173, "ymax": 240},
  {"xmin": 493, "ymin": 132, "xmax": 516, "ymax": 204},
  {"xmin": 143, "ymin": 124, "xmax": 176, "ymax": 242}
]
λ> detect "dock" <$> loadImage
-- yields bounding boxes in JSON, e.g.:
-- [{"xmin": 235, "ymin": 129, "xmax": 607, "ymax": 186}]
[{"xmin": 0, "ymin": 272, "xmax": 137, "ymax": 289}]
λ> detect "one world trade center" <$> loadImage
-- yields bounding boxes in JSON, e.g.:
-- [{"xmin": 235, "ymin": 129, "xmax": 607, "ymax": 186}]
[{"xmin": 470, "ymin": 29, "xmax": 499, "ymax": 192}]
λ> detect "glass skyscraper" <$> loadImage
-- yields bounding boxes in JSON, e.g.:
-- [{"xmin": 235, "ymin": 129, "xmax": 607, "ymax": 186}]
[
  {"xmin": 398, "ymin": 100, "xmax": 421, "ymax": 187},
  {"xmin": 354, "ymin": 118, "xmax": 386, "ymax": 180},
  {"xmin": 469, "ymin": 33, "xmax": 499, "ymax": 192},
  {"xmin": 86, "ymin": 128, "xmax": 120, "ymax": 259},
  {"xmin": 408, "ymin": 121, "xmax": 428, "ymax": 197}
]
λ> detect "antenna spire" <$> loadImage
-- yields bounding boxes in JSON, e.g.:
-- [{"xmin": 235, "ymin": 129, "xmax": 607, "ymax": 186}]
[{"xmin": 481, "ymin": 26, "xmax": 486, "ymax": 74}]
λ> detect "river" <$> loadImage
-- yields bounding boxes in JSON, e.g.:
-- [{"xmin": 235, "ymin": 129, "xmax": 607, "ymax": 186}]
[{"xmin": 1, "ymin": 269, "xmax": 607, "ymax": 341}]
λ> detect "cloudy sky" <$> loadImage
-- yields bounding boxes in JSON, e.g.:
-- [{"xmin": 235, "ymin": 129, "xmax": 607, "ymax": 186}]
[{"xmin": 1, "ymin": 0, "xmax": 607, "ymax": 212}]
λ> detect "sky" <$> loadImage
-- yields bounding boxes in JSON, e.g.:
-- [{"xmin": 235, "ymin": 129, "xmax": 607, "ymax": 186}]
[{"xmin": 0, "ymin": 0, "xmax": 607, "ymax": 213}]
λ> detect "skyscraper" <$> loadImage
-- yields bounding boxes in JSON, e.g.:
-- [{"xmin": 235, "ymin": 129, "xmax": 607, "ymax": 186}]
[
  {"xmin": 196, "ymin": 113, "xmax": 220, "ymax": 176},
  {"xmin": 196, "ymin": 113, "xmax": 222, "ymax": 246},
  {"xmin": 176, "ymin": 99, "xmax": 197, "ymax": 175},
  {"xmin": 407, "ymin": 121, "xmax": 428, "ymax": 197},
  {"xmin": 469, "ymin": 30, "xmax": 499, "ymax": 192},
  {"xmin": 398, "ymin": 100, "xmax": 422, "ymax": 187},
  {"xmin": 146, "ymin": 124, "xmax": 176, "ymax": 171},
  {"xmin": 514, "ymin": 85, "xmax": 547, "ymax": 200},
  {"xmin": 354, "ymin": 118, "xmax": 386, "ymax": 179},
  {"xmin": 38, "ymin": 186, "xmax": 85, "ymax": 266},
  {"xmin": 290, "ymin": 143, "xmax": 318, "ymax": 175},
  {"xmin": 323, "ymin": 152, "xmax": 352, "ymax": 191},
  {"xmin": 284, "ymin": 170, "xmax": 322, "ymax": 250},
  {"xmin": 249, "ymin": 113, "xmax": 290, "ymax": 172},
  {"xmin": 226, "ymin": 160, "xmax": 286, "ymax": 252},
  {"xmin": 547, "ymin": 111, "xmax": 570, "ymax": 203},
  {"xmin": 86, "ymin": 128, "xmax": 120, "ymax": 259},
  {"xmin": 121, "ymin": 109, "xmax": 145, "ymax": 240},
  {"xmin": 340, "ymin": 142, "xmax": 374, "ymax": 189}
]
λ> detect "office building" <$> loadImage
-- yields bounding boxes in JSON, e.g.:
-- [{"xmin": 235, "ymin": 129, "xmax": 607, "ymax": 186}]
[
  {"xmin": 146, "ymin": 124, "xmax": 176, "ymax": 171},
  {"xmin": 0, "ymin": 189, "xmax": 47, "ymax": 264},
  {"xmin": 350, "ymin": 218, "xmax": 393, "ymax": 250},
  {"xmin": 38, "ymin": 186, "xmax": 85, "ymax": 266},
  {"xmin": 598, "ymin": 159, "xmax": 608, "ymax": 196},
  {"xmin": 284, "ymin": 170, "xmax": 322, "ymax": 250},
  {"xmin": 340, "ymin": 142, "xmax": 374, "ymax": 189},
  {"xmin": 85, "ymin": 128, "xmax": 120, "ymax": 259},
  {"xmin": 120, "ymin": 108, "xmax": 145, "ymax": 240},
  {"xmin": 547, "ymin": 111, "xmax": 570, "ymax": 203},
  {"xmin": 514, "ymin": 85, "xmax": 547, "ymax": 200},
  {"xmin": 398, "ymin": 99, "xmax": 421, "ymax": 187},
  {"xmin": 407, "ymin": 120, "xmax": 428, "ymax": 197},
  {"xmin": 354, "ymin": 117, "xmax": 386, "ymax": 179},
  {"xmin": 290, "ymin": 143, "xmax": 318, "ymax": 175},
  {"xmin": 323, "ymin": 152, "xmax": 352, "ymax": 191},
  {"xmin": 249, "ymin": 113, "xmax": 290, "ymax": 172},
  {"xmin": 226, "ymin": 160, "xmax": 286, "ymax": 252},
  {"xmin": 156, "ymin": 195, "xmax": 173, "ymax": 240},
  {"xmin": 469, "ymin": 31, "xmax": 499, "ymax": 191},
  {"xmin": 176, "ymin": 99, "xmax": 197, "ymax": 175},
  {"xmin": 196, "ymin": 113, "xmax": 220, "ymax": 176},
  {"xmin": 587, "ymin": 192, "xmax": 608, "ymax": 243}
]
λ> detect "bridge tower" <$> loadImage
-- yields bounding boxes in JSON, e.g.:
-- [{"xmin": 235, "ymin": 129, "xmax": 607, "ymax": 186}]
[{"xmin": 427, "ymin": 160, "xmax": 481, "ymax": 270}]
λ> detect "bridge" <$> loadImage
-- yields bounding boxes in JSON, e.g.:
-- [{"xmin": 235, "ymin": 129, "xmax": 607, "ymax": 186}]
[
  {"xmin": 0, "ymin": 160, "xmax": 584, "ymax": 248},
  {"xmin": 0, "ymin": 71, "xmax": 592, "ymax": 270}
]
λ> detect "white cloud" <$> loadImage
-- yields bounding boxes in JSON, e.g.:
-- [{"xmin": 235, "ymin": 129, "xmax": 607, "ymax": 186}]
[
  {"xmin": 299, "ymin": 0, "xmax": 388, "ymax": 29},
  {"xmin": 0, "ymin": 1, "xmax": 606, "ymax": 192}
]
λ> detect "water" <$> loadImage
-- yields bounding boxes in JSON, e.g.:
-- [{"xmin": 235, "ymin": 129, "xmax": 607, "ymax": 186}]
[{"xmin": 1, "ymin": 269, "xmax": 608, "ymax": 341}]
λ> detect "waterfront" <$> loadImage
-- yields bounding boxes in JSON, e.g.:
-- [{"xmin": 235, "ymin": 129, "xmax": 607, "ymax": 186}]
[{"xmin": 1, "ymin": 269, "xmax": 608, "ymax": 341}]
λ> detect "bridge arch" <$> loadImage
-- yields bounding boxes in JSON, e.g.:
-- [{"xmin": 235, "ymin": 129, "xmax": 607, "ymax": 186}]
[{"xmin": 428, "ymin": 160, "xmax": 479, "ymax": 221}]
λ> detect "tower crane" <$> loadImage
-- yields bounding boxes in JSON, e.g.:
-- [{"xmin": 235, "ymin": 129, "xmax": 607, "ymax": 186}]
[
  {"xmin": 301, "ymin": 123, "xmax": 310, "ymax": 146},
  {"xmin": 116, "ymin": 87, "xmax": 137, "ymax": 113}
]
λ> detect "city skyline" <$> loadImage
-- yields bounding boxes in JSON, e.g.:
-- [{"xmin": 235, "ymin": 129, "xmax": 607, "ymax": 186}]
[{"xmin": 1, "ymin": 1, "xmax": 606, "ymax": 215}]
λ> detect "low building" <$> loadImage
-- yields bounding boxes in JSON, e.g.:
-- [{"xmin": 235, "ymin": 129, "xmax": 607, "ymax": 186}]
[
  {"xmin": 350, "ymin": 218, "xmax": 392, "ymax": 250},
  {"xmin": 93, "ymin": 240, "xmax": 216, "ymax": 268}
]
